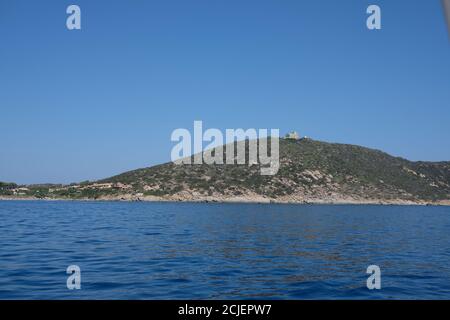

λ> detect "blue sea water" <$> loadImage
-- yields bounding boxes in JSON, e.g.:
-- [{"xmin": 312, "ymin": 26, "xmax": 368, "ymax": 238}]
[{"xmin": 0, "ymin": 201, "xmax": 449, "ymax": 299}]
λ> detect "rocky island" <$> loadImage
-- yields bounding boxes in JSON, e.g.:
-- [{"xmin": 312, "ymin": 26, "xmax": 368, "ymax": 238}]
[{"xmin": 1, "ymin": 138, "xmax": 450, "ymax": 205}]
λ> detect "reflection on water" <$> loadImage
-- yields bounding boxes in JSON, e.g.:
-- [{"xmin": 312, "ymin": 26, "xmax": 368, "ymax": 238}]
[{"xmin": 0, "ymin": 201, "xmax": 449, "ymax": 299}]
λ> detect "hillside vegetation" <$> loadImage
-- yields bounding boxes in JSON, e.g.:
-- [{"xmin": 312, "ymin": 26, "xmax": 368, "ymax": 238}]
[{"xmin": 2, "ymin": 138, "xmax": 450, "ymax": 204}]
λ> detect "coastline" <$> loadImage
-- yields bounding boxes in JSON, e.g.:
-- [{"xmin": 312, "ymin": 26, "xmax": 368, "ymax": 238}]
[{"xmin": 1, "ymin": 195, "xmax": 449, "ymax": 206}]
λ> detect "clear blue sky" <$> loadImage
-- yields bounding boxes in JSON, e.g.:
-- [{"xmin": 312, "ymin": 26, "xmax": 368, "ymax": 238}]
[{"xmin": 1, "ymin": 0, "xmax": 449, "ymax": 184}]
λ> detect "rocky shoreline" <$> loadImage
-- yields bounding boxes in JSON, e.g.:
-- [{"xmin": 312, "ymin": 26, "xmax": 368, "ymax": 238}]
[{"xmin": 1, "ymin": 195, "xmax": 449, "ymax": 206}]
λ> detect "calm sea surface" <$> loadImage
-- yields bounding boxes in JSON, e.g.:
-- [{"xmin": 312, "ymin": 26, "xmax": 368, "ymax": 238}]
[{"xmin": 0, "ymin": 201, "xmax": 449, "ymax": 299}]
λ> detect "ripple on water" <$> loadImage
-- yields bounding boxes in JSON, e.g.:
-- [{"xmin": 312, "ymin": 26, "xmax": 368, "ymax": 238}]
[{"xmin": 0, "ymin": 201, "xmax": 450, "ymax": 299}]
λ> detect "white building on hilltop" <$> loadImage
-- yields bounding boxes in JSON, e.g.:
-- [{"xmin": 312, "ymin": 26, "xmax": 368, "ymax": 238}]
[{"xmin": 285, "ymin": 131, "xmax": 300, "ymax": 140}]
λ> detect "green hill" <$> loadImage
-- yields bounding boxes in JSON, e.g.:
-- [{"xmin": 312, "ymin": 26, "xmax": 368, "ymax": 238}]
[{"xmin": 2, "ymin": 138, "xmax": 450, "ymax": 204}]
